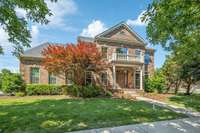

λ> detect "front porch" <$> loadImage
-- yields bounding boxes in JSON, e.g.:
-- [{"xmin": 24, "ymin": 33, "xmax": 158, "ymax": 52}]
[{"xmin": 111, "ymin": 65, "xmax": 144, "ymax": 90}]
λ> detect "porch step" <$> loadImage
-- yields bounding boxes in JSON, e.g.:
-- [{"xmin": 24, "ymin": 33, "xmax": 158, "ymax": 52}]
[{"xmin": 112, "ymin": 89, "xmax": 140, "ymax": 100}]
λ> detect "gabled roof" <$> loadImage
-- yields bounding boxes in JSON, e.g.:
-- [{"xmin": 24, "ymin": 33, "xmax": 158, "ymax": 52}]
[
  {"xmin": 21, "ymin": 42, "xmax": 65, "ymax": 58},
  {"xmin": 95, "ymin": 21, "xmax": 146, "ymax": 45}
]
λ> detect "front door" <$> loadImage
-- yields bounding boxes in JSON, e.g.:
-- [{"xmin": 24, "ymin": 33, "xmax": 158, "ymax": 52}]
[{"xmin": 116, "ymin": 70, "xmax": 128, "ymax": 88}]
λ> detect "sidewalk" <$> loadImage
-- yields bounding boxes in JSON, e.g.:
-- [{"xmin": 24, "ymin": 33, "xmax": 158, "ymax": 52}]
[{"xmin": 66, "ymin": 117, "xmax": 200, "ymax": 133}]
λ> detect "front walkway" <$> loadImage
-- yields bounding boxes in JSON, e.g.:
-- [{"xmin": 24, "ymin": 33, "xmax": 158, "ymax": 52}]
[{"xmin": 66, "ymin": 117, "xmax": 200, "ymax": 133}]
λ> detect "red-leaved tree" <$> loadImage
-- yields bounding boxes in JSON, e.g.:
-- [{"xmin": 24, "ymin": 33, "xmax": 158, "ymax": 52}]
[{"xmin": 42, "ymin": 41, "xmax": 108, "ymax": 85}]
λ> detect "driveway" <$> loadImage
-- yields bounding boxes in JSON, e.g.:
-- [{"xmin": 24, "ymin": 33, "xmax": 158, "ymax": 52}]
[{"xmin": 66, "ymin": 117, "xmax": 200, "ymax": 133}]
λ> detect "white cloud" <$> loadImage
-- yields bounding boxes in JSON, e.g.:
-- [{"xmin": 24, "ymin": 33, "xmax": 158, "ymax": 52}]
[
  {"xmin": 15, "ymin": 7, "xmax": 26, "ymax": 18},
  {"xmin": 127, "ymin": 10, "xmax": 147, "ymax": 26},
  {"xmin": 43, "ymin": 0, "xmax": 78, "ymax": 31},
  {"xmin": 30, "ymin": 25, "xmax": 40, "ymax": 47},
  {"xmin": 81, "ymin": 20, "xmax": 107, "ymax": 37}
]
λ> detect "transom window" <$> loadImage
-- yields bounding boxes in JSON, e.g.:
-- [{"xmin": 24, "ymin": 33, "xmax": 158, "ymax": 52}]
[
  {"xmin": 48, "ymin": 73, "xmax": 56, "ymax": 84},
  {"xmin": 30, "ymin": 67, "xmax": 39, "ymax": 84},
  {"xmin": 85, "ymin": 71, "xmax": 92, "ymax": 85},
  {"xmin": 101, "ymin": 72, "xmax": 108, "ymax": 86}
]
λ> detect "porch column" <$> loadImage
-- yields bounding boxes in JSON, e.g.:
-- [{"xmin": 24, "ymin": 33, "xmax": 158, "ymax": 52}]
[
  {"xmin": 113, "ymin": 65, "xmax": 116, "ymax": 89},
  {"xmin": 140, "ymin": 66, "xmax": 143, "ymax": 90}
]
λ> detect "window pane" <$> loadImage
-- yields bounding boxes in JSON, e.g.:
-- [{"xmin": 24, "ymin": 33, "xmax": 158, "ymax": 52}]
[
  {"xmin": 135, "ymin": 72, "xmax": 140, "ymax": 89},
  {"xmin": 101, "ymin": 47, "xmax": 107, "ymax": 58},
  {"xmin": 135, "ymin": 49, "xmax": 141, "ymax": 59},
  {"xmin": 67, "ymin": 71, "xmax": 73, "ymax": 85},
  {"xmin": 31, "ymin": 68, "xmax": 39, "ymax": 84},
  {"xmin": 49, "ymin": 73, "xmax": 56, "ymax": 84},
  {"xmin": 85, "ymin": 71, "xmax": 92, "ymax": 85},
  {"xmin": 101, "ymin": 72, "xmax": 107, "ymax": 86}
]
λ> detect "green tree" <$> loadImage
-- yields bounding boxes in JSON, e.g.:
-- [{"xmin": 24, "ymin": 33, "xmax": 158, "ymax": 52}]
[
  {"xmin": 161, "ymin": 56, "xmax": 181, "ymax": 94},
  {"xmin": 143, "ymin": 0, "xmax": 200, "ymax": 94},
  {"xmin": 0, "ymin": 0, "xmax": 56, "ymax": 56},
  {"xmin": 145, "ymin": 69, "xmax": 166, "ymax": 93},
  {"xmin": 1, "ymin": 69, "xmax": 25, "ymax": 94}
]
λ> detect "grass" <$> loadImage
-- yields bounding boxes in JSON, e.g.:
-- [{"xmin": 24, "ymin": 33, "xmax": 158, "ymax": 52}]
[
  {"xmin": 168, "ymin": 93, "xmax": 200, "ymax": 112},
  {"xmin": 0, "ymin": 96, "xmax": 186, "ymax": 133}
]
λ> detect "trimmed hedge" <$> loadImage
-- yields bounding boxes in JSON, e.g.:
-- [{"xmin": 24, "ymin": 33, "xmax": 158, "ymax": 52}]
[{"xmin": 26, "ymin": 84, "xmax": 63, "ymax": 95}]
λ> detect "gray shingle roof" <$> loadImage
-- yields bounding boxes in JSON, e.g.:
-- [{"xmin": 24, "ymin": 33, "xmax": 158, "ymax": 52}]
[
  {"xmin": 77, "ymin": 36, "xmax": 94, "ymax": 43},
  {"xmin": 22, "ymin": 42, "xmax": 65, "ymax": 58}
]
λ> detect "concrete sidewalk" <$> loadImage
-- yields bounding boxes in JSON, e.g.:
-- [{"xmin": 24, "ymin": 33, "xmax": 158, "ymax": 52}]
[{"xmin": 66, "ymin": 117, "xmax": 200, "ymax": 133}]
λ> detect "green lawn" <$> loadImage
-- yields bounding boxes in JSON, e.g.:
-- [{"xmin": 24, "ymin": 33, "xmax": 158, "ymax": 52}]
[
  {"xmin": 168, "ymin": 94, "xmax": 200, "ymax": 112},
  {"xmin": 0, "ymin": 96, "xmax": 186, "ymax": 133}
]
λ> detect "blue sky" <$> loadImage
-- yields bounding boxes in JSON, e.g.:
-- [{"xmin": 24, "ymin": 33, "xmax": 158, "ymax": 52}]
[{"xmin": 0, "ymin": 0, "xmax": 168, "ymax": 72}]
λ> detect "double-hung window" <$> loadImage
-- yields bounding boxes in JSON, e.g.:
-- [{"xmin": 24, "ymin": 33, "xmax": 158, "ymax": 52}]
[
  {"xmin": 49, "ymin": 73, "xmax": 56, "ymax": 84},
  {"xmin": 135, "ymin": 49, "xmax": 141, "ymax": 59},
  {"xmin": 101, "ymin": 72, "xmax": 108, "ymax": 86},
  {"xmin": 85, "ymin": 71, "xmax": 92, "ymax": 85},
  {"xmin": 101, "ymin": 47, "xmax": 108, "ymax": 59},
  {"xmin": 30, "ymin": 67, "xmax": 39, "ymax": 84},
  {"xmin": 67, "ymin": 71, "xmax": 73, "ymax": 85}
]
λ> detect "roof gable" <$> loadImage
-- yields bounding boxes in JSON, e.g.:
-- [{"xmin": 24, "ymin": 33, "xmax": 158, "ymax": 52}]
[{"xmin": 95, "ymin": 22, "xmax": 146, "ymax": 45}]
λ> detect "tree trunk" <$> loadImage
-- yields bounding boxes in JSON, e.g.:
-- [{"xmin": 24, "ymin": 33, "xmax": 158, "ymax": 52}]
[
  {"xmin": 174, "ymin": 80, "xmax": 181, "ymax": 94},
  {"xmin": 185, "ymin": 79, "xmax": 192, "ymax": 95},
  {"xmin": 165, "ymin": 83, "xmax": 172, "ymax": 94}
]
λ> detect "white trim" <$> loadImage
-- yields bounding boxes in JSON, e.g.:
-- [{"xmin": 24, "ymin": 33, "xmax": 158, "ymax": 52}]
[{"xmin": 95, "ymin": 22, "xmax": 146, "ymax": 45}]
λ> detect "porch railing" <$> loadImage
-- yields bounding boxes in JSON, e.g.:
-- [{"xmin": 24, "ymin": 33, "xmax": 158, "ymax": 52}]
[{"xmin": 109, "ymin": 53, "xmax": 144, "ymax": 63}]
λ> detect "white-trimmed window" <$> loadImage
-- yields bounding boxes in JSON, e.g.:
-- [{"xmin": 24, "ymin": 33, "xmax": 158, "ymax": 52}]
[
  {"xmin": 135, "ymin": 49, "xmax": 141, "ymax": 59},
  {"xmin": 48, "ymin": 73, "xmax": 56, "ymax": 84},
  {"xmin": 101, "ymin": 72, "xmax": 108, "ymax": 86},
  {"xmin": 85, "ymin": 71, "xmax": 92, "ymax": 85},
  {"xmin": 101, "ymin": 46, "xmax": 108, "ymax": 59},
  {"xmin": 30, "ymin": 67, "xmax": 39, "ymax": 84},
  {"xmin": 67, "ymin": 71, "xmax": 73, "ymax": 85},
  {"xmin": 135, "ymin": 71, "xmax": 140, "ymax": 89}
]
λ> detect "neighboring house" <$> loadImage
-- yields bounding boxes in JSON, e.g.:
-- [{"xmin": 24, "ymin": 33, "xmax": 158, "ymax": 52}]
[{"xmin": 20, "ymin": 22, "xmax": 154, "ymax": 90}]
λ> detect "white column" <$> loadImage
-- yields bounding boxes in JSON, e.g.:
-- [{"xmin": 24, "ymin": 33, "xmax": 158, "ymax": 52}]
[
  {"xmin": 140, "ymin": 66, "xmax": 143, "ymax": 90},
  {"xmin": 113, "ymin": 65, "xmax": 116, "ymax": 89}
]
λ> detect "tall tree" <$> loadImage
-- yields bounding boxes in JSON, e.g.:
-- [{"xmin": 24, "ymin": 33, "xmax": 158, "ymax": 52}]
[
  {"xmin": 143, "ymin": 0, "xmax": 200, "ymax": 94},
  {"xmin": 0, "ymin": 0, "xmax": 56, "ymax": 56}
]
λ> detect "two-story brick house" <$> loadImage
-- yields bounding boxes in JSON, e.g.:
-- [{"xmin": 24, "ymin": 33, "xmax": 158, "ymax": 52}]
[{"xmin": 20, "ymin": 22, "xmax": 154, "ymax": 90}]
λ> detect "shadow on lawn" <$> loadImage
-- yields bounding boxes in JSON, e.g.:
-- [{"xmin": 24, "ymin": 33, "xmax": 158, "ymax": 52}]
[
  {"xmin": 0, "ymin": 98, "xmax": 186, "ymax": 133},
  {"xmin": 169, "ymin": 94, "xmax": 200, "ymax": 112}
]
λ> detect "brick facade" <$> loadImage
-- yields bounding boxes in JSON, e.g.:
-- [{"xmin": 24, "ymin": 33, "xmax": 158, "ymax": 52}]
[{"xmin": 19, "ymin": 22, "xmax": 155, "ymax": 90}]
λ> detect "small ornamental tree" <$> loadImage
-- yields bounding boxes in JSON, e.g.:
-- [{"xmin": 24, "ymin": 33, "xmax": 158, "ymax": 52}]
[
  {"xmin": 42, "ymin": 44, "xmax": 74, "ymax": 84},
  {"xmin": 42, "ymin": 41, "xmax": 108, "ymax": 85}
]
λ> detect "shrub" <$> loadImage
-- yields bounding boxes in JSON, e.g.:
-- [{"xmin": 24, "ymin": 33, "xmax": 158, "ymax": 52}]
[
  {"xmin": 82, "ymin": 85, "xmax": 101, "ymax": 98},
  {"xmin": 66, "ymin": 84, "xmax": 103, "ymax": 98},
  {"xmin": 26, "ymin": 84, "xmax": 62, "ymax": 95},
  {"xmin": 144, "ymin": 70, "xmax": 166, "ymax": 93},
  {"xmin": 1, "ymin": 69, "xmax": 26, "ymax": 94},
  {"xmin": 15, "ymin": 92, "xmax": 25, "ymax": 97}
]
